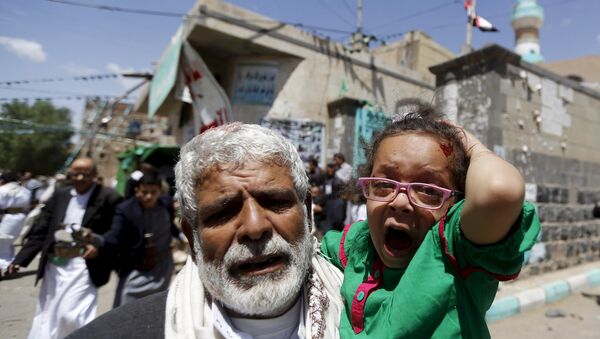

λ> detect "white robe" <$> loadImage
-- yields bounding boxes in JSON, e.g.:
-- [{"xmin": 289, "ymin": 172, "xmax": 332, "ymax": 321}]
[
  {"xmin": 0, "ymin": 182, "xmax": 30, "ymax": 269},
  {"xmin": 28, "ymin": 258, "xmax": 98, "ymax": 339},
  {"xmin": 28, "ymin": 187, "xmax": 97, "ymax": 339}
]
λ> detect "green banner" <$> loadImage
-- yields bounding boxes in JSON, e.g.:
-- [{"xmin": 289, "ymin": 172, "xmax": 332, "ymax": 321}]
[{"xmin": 148, "ymin": 34, "xmax": 183, "ymax": 118}]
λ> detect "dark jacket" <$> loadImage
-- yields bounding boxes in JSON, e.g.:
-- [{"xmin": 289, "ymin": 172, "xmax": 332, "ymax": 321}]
[
  {"xmin": 13, "ymin": 185, "xmax": 121, "ymax": 287},
  {"xmin": 102, "ymin": 195, "xmax": 181, "ymax": 276},
  {"xmin": 67, "ymin": 290, "xmax": 167, "ymax": 339}
]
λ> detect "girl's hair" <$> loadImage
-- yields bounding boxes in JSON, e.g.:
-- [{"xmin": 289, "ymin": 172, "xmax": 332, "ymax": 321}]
[{"xmin": 360, "ymin": 102, "xmax": 469, "ymax": 191}]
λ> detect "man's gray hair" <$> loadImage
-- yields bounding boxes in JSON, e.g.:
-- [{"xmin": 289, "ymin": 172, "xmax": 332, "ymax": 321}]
[{"xmin": 175, "ymin": 122, "xmax": 310, "ymax": 228}]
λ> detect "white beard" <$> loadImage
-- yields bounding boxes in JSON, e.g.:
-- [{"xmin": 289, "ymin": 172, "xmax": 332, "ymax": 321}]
[{"xmin": 193, "ymin": 221, "xmax": 313, "ymax": 317}]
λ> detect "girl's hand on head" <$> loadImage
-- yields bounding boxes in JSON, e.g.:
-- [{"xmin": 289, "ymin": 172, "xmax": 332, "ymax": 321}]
[{"xmin": 440, "ymin": 120, "xmax": 488, "ymax": 159}]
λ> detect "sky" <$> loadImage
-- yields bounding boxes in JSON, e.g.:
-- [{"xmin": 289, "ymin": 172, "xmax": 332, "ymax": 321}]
[{"xmin": 1, "ymin": 0, "xmax": 599, "ymax": 131}]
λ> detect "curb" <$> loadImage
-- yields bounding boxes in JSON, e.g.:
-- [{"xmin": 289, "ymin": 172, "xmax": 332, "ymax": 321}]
[{"xmin": 485, "ymin": 268, "xmax": 600, "ymax": 323}]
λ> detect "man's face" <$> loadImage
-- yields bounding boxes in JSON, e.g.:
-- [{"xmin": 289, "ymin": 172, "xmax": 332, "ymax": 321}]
[
  {"xmin": 310, "ymin": 186, "xmax": 321, "ymax": 199},
  {"xmin": 68, "ymin": 159, "xmax": 96, "ymax": 194},
  {"xmin": 333, "ymin": 156, "xmax": 343, "ymax": 166},
  {"xmin": 193, "ymin": 161, "xmax": 312, "ymax": 317},
  {"xmin": 135, "ymin": 183, "xmax": 161, "ymax": 209},
  {"xmin": 367, "ymin": 133, "xmax": 456, "ymax": 269}
]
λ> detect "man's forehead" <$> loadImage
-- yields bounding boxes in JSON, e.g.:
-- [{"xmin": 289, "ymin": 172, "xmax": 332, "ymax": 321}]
[
  {"xmin": 70, "ymin": 161, "xmax": 93, "ymax": 171},
  {"xmin": 196, "ymin": 162, "xmax": 297, "ymax": 198}
]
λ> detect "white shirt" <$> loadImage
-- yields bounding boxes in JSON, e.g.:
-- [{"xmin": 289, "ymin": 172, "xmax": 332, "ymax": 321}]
[
  {"xmin": 213, "ymin": 297, "xmax": 302, "ymax": 339},
  {"xmin": 344, "ymin": 202, "xmax": 367, "ymax": 226},
  {"xmin": 334, "ymin": 162, "xmax": 353, "ymax": 183},
  {"xmin": 62, "ymin": 186, "xmax": 95, "ymax": 232},
  {"xmin": 59, "ymin": 186, "xmax": 95, "ymax": 265}
]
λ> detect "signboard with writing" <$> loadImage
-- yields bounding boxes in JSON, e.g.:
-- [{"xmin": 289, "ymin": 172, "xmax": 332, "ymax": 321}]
[{"xmin": 233, "ymin": 64, "xmax": 277, "ymax": 105}]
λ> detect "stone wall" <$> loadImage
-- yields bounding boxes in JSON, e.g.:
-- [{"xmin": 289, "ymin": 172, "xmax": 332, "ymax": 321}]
[{"xmin": 430, "ymin": 45, "xmax": 600, "ymax": 277}]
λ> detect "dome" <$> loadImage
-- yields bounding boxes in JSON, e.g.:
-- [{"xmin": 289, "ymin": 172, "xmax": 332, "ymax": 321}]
[
  {"xmin": 522, "ymin": 52, "xmax": 545, "ymax": 63},
  {"xmin": 512, "ymin": 0, "xmax": 544, "ymax": 22}
]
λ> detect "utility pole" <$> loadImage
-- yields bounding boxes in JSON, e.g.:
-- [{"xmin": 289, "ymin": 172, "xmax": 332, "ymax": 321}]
[
  {"xmin": 351, "ymin": 0, "xmax": 366, "ymax": 52},
  {"xmin": 461, "ymin": 0, "xmax": 476, "ymax": 55},
  {"xmin": 86, "ymin": 78, "xmax": 149, "ymax": 157}
]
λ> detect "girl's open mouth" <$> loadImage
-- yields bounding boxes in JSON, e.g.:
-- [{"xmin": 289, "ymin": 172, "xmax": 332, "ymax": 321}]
[{"xmin": 384, "ymin": 227, "xmax": 414, "ymax": 256}]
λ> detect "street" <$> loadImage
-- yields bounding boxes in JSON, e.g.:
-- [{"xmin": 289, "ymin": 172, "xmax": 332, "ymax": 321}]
[
  {"xmin": 1, "ymin": 254, "xmax": 599, "ymax": 338},
  {"xmin": 489, "ymin": 285, "xmax": 600, "ymax": 339},
  {"xmin": 0, "ymin": 255, "xmax": 117, "ymax": 339}
]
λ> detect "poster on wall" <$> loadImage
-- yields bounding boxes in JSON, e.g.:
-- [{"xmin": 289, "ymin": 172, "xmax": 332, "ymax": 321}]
[
  {"xmin": 233, "ymin": 64, "xmax": 277, "ymax": 105},
  {"xmin": 353, "ymin": 107, "xmax": 388, "ymax": 167},
  {"xmin": 260, "ymin": 117, "xmax": 324, "ymax": 164}
]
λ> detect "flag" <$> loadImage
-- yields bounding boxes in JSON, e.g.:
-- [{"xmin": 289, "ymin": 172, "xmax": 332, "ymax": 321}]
[
  {"xmin": 472, "ymin": 15, "xmax": 499, "ymax": 32},
  {"xmin": 464, "ymin": 0, "xmax": 498, "ymax": 33},
  {"xmin": 464, "ymin": 0, "xmax": 472, "ymax": 11},
  {"xmin": 338, "ymin": 78, "xmax": 349, "ymax": 97},
  {"xmin": 180, "ymin": 41, "xmax": 233, "ymax": 134}
]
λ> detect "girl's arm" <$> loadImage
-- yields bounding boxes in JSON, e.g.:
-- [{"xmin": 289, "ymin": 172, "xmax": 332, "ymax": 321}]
[{"xmin": 458, "ymin": 128, "xmax": 525, "ymax": 245}]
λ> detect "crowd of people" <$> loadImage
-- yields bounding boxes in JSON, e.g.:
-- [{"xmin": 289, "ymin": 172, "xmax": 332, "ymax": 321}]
[{"xmin": 0, "ymin": 101, "xmax": 542, "ymax": 339}]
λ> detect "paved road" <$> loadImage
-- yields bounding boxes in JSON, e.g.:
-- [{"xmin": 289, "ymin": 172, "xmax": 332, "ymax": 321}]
[
  {"xmin": 0, "ymin": 256, "xmax": 117, "ymax": 339},
  {"xmin": 489, "ymin": 285, "xmax": 600, "ymax": 339},
  {"xmin": 2, "ymin": 256, "xmax": 599, "ymax": 339}
]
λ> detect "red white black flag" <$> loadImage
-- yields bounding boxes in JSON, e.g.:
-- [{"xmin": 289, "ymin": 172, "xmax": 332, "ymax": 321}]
[
  {"xmin": 464, "ymin": 0, "xmax": 499, "ymax": 32},
  {"xmin": 472, "ymin": 15, "xmax": 498, "ymax": 32}
]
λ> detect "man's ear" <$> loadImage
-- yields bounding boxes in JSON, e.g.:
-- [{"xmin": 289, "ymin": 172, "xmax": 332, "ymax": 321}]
[
  {"xmin": 304, "ymin": 190, "xmax": 313, "ymax": 231},
  {"xmin": 181, "ymin": 219, "xmax": 196, "ymax": 260}
]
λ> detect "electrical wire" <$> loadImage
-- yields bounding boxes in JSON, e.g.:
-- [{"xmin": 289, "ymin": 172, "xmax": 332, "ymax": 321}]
[
  {"xmin": 0, "ymin": 74, "xmax": 118, "ymax": 86},
  {"xmin": 367, "ymin": 0, "xmax": 459, "ymax": 32},
  {"xmin": 315, "ymin": 0, "xmax": 355, "ymax": 28},
  {"xmin": 340, "ymin": 0, "xmax": 357, "ymax": 20},
  {"xmin": 46, "ymin": 0, "xmax": 355, "ymax": 36},
  {"xmin": 0, "ymin": 85, "xmax": 121, "ymax": 98}
]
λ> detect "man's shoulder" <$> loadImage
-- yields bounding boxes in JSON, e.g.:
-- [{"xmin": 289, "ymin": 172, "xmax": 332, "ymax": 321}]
[
  {"xmin": 117, "ymin": 196, "xmax": 140, "ymax": 208},
  {"xmin": 92, "ymin": 185, "xmax": 122, "ymax": 206},
  {"xmin": 67, "ymin": 291, "xmax": 167, "ymax": 339}
]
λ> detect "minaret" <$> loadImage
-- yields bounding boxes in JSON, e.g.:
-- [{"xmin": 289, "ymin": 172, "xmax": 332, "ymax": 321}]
[{"xmin": 511, "ymin": 0, "xmax": 544, "ymax": 63}]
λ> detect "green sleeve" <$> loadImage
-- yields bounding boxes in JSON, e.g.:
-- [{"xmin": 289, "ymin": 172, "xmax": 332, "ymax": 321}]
[
  {"xmin": 447, "ymin": 200, "xmax": 541, "ymax": 276},
  {"xmin": 320, "ymin": 230, "xmax": 345, "ymax": 271}
]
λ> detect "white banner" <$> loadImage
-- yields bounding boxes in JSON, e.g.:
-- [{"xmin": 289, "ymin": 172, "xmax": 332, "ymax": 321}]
[{"xmin": 180, "ymin": 41, "xmax": 233, "ymax": 133}]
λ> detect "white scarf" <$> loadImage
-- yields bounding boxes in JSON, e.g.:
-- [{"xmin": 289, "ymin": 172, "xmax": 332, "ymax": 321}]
[{"xmin": 165, "ymin": 247, "xmax": 343, "ymax": 339}]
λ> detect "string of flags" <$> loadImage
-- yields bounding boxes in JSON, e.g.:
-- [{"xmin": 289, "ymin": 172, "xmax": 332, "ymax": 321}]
[
  {"xmin": 0, "ymin": 95, "xmax": 120, "ymax": 102},
  {"xmin": 464, "ymin": 0, "xmax": 498, "ymax": 32},
  {"xmin": 0, "ymin": 73, "xmax": 119, "ymax": 86}
]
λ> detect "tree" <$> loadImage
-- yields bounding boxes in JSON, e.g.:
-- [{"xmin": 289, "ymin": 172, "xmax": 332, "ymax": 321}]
[{"xmin": 0, "ymin": 101, "xmax": 74, "ymax": 175}]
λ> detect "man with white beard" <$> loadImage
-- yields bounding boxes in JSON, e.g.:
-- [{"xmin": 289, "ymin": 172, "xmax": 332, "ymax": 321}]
[{"xmin": 69, "ymin": 123, "xmax": 344, "ymax": 339}]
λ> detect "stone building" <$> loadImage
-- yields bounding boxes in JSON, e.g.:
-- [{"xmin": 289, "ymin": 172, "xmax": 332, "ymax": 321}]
[
  {"xmin": 136, "ymin": 0, "xmax": 454, "ymax": 166},
  {"xmin": 80, "ymin": 99, "xmax": 173, "ymax": 185},
  {"xmin": 430, "ymin": 44, "xmax": 600, "ymax": 275},
  {"xmin": 543, "ymin": 55, "xmax": 600, "ymax": 92}
]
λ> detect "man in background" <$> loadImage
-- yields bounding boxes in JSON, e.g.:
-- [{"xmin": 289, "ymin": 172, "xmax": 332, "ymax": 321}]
[
  {"xmin": 95, "ymin": 171, "xmax": 184, "ymax": 307},
  {"xmin": 0, "ymin": 171, "xmax": 30, "ymax": 273},
  {"xmin": 6, "ymin": 158, "xmax": 120, "ymax": 339}
]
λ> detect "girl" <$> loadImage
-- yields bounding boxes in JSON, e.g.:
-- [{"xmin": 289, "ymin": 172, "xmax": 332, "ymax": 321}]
[{"xmin": 321, "ymin": 105, "xmax": 540, "ymax": 338}]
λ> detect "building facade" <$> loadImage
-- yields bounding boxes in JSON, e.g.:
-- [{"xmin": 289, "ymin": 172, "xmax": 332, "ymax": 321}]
[
  {"xmin": 80, "ymin": 99, "xmax": 173, "ymax": 185},
  {"xmin": 431, "ymin": 45, "xmax": 600, "ymax": 275},
  {"xmin": 138, "ymin": 0, "xmax": 455, "ymax": 166}
]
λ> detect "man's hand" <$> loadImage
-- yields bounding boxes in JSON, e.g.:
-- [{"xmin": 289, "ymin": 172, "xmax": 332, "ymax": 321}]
[
  {"xmin": 6, "ymin": 263, "xmax": 20, "ymax": 275},
  {"xmin": 72, "ymin": 228, "xmax": 104, "ymax": 247},
  {"xmin": 82, "ymin": 244, "xmax": 98, "ymax": 259}
]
